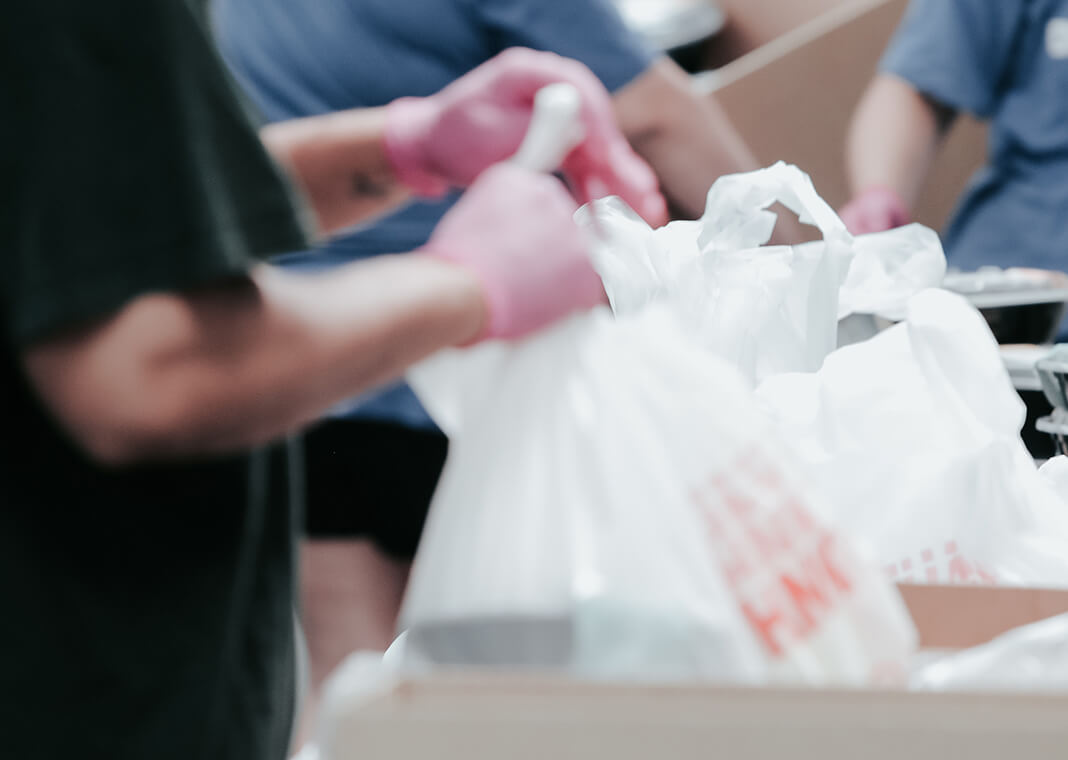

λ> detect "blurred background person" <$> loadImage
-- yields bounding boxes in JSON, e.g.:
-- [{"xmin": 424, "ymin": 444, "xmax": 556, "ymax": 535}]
[
  {"xmin": 839, "ymin": 0, "xmax": 1068, "ymax": 291},
  {"xmin": 211, "ymin": 0, "xmax": 780, "ymax": 729}
]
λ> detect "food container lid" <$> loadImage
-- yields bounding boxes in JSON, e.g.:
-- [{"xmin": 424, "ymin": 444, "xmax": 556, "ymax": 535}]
[
  {"xmin": 1001, "ymin": 344, "xmax": 1048, "ymax": 391},
  {"xmin": 943, "ymin": 267, "xmax": 1068, "ymax": 309},
  {"xmin": 1037, "ymin": 409, "xmax": 1068, "ymax": 437},
  {"xmin": 1035, "ymin": 345, "xmax": 1068, "ymax": 410}
]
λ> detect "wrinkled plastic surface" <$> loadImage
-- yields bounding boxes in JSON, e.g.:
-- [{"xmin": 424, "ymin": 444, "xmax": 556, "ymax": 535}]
[
  {"xmin": 577, "ymin": 162, "xmax": 945, "ymax": 386},
  {"xmin": 1038, "ymin": 455, "xmax": 1068, "ymax": 498},
  {"xmin": 757, "ymin": 290, "xmax": 1068, "ymax": 587},
  {"xmin": 317, "ymin": 651, "xmax": 399, "ymax": 760},
  {"xmin": 403, "ymin": 306, "xmax": 914, "ymax": 686},
  {"xmin": 913, "ymin": 613, "xmax": 1068, "ymax": 692},
  {"xmin": 580, "ymin": 163, "xmax": 1068, "ymax": 589}
]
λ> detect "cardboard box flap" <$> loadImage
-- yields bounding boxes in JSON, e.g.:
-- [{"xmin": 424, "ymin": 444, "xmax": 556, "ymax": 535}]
[
  {"xmin": 322, "ymin": 585, "xmax": 1068, "ymax": 759},
  {"xmin": 329, "ymin": 673, "xmax": 1068, "ymax": 760},
  {"xmin": 898, "ymin": 583, "xmax": 1068, "ymax": 650}
]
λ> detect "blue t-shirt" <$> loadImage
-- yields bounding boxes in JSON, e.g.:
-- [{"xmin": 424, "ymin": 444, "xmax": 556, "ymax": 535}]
[
  {"xmin": 212, "ymin": 0, "xmax": 653, "ymax": 429},
  {"xmin": 881, "ymin": 0, "xmax": 1068, "ymax": 279}
]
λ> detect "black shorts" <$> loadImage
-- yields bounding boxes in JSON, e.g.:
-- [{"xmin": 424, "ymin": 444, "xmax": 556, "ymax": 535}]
[{"xmin": 300, "ymin": 417, "xmax": 448, "ymax": 559}]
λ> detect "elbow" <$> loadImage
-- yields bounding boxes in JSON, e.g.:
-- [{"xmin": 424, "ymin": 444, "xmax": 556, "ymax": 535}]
[
  {"xmin": 33, "ymin": 349, "xmax": 210, "ymax": 466},
  {"xmin": 74, "ymin": 424, "xmax": 142, "ymax": 467},
  {"xmin": 21, "ymin": 291, "xmax": 240, "ymax": 467},
  {"xmin": 65, "ymin": 392, "xmax": 200, "ymax": 467}
]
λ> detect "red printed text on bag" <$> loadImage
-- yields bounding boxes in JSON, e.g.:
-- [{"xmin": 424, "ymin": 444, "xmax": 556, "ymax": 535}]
[{"xmin": 691, "ymin": 450, "xmax": 858, "ymax": 657}]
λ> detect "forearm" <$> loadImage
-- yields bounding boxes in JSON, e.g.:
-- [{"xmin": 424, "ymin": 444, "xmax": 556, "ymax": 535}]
[
  {"xmin": 632, "ymin": 100, "xmax": 758, "ymax": 220},
  {"xmin": 23, "ymin": 256, "xmax": 484, "ymax": 463},
  {"xmin": 610, "ymin": 59, "xmax": 802, "ymax": 243},
  {"xmin": 614, "ymin": 58, "xmax": 760, "ymax": 219},
  {"xmin": 261, "ymin": 107, "xmax": 413, "ymax": 236},
  {"xmin": 845, "ymin": 74, "xmax": 954, "ymax": 209}
]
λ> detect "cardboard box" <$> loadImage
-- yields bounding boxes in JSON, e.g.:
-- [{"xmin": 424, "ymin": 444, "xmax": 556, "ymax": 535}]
[
  {"xmin": 323, "ymin": 584, "xmax": 1068, "ymax": 760},
  {"xmin": 701, "ymin": 0, "xmax": 987, "ymax": 233},
  {"xmin": 328, "ymin": 677, "xmax": 1068, "ymax": 759},
  {"xmin": 709, "ymin": 0, "xmax": 860, "ymax": 66}
]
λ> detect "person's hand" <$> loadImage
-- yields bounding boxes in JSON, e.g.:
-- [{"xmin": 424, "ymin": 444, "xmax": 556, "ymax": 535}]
[
  {"xmin": 421, "ymin": 163, "xmax": 605, "ymax": 342},
  {"xmin": 838, "ymin": 187, "xmax": 910, "ymax": 235},
  {"xmin": 384, "ymin": 47, "xmax": 668, "ymax": 226}
]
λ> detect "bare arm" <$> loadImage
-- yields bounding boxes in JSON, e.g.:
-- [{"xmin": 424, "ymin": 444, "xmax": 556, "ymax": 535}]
[
  {"xmin": 845, "ymin": 74, "xmax": 956, "ymax": 209},
  {"xmin": 261, "ymin": 107, "xmax": 412, "ymax": 236},
  {"xmin": 21, "ymin": 257, "xmax": 484, "ymax": 464},
  {"xmin": 270, "ymin": 63, "xmax": 695, "ymax": 237},
  {"xmin": 613, "ymin": 58, "xmax": 759, "ymax": 220},
  {"xmin": 612, "ymin": 57, "xmax": 803, "ymax": 242}
]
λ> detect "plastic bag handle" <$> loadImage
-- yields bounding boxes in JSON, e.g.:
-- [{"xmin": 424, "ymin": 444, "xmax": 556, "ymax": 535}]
[{"xmin": 511, "ymin": 82, "xmax": 585, "ymax": 174}]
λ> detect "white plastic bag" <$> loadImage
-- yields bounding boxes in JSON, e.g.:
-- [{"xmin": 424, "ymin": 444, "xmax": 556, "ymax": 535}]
[
  {"xmin": 316, "ymin": 651, "xmax": 398, "ymax": 760},
  {"xmin": 756, "ymin": 289, "xmax": 1068, "ymax": 586},
  {"xmin": 913, "ymin": 613, "xmax": 1068, "ymax": 692},
  {"xmin": 580, "ymin": 162, "xmax": 1068, "ymax": 588},
  {"xmin": 402, "ymin": 306, "xmax": 914, "ymax": 685},
  {"xmin": 837, "ymin": 224, "xmax": 947, "ymax": 322},
  {"xmin": 577, "ymin": 162, "xmax": 945, "ymax": 386},
  {"xmin": 1038, "ymin": 455, "xmax": 1068, "ymax": 501}
]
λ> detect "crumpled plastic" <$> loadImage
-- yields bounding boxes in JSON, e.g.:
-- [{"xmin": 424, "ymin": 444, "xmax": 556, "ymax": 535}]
[
  {"xmin": 315, "ymin": 651, "xmax": 400, "ymax": 760},
  {"xmin": 1038, "ymin": 455, "xmax": 1068, "ymax": 499},
  {"xmin": 577, "ymin": 161, "xmax": 945, "ymax": 386},
  {"xmin": 913, "ymin": 613, "xmax": 1068, "ymax": 692},
  {"xmin": 580, "ymin": 162, "xmax": 1068, "ymax": 588},
  {"xmin": 401, "ymin": 304, "xmax": 915, "ymax": 686},
  {"xmin": 756, "ymin": 289, "xmax": 1068, "ymax": 586}
]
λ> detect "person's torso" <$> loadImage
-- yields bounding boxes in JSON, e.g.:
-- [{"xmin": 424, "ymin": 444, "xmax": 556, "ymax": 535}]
[
  {"xmin": 945, "ymin": 0, "xmax": 1068, "ymax": 275},
  {"xmin": 0, "ymin": 347, "xmax": 298, "ymax": 759},
  {"xmin": 2, "ymin": 2, "xmax": 308, "ymax": 755}
]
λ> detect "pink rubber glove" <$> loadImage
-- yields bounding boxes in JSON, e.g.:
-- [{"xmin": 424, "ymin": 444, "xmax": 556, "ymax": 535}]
[
  {"xmin": 421, "ymin": 163, "xmax": 605, "ymax": 341},
  {"xmin": 385, "ymin": 47, "xmax": 668, "ymax": 226},
  {"xmin": 838, "ymin": 187, "xmax": 911, "ymax": 235}
]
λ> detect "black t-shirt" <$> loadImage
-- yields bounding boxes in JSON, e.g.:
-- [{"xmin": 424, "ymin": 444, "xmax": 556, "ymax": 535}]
[{"xmin": 1, "ymin": 2, "xmax": 310, "ymax": 758}]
